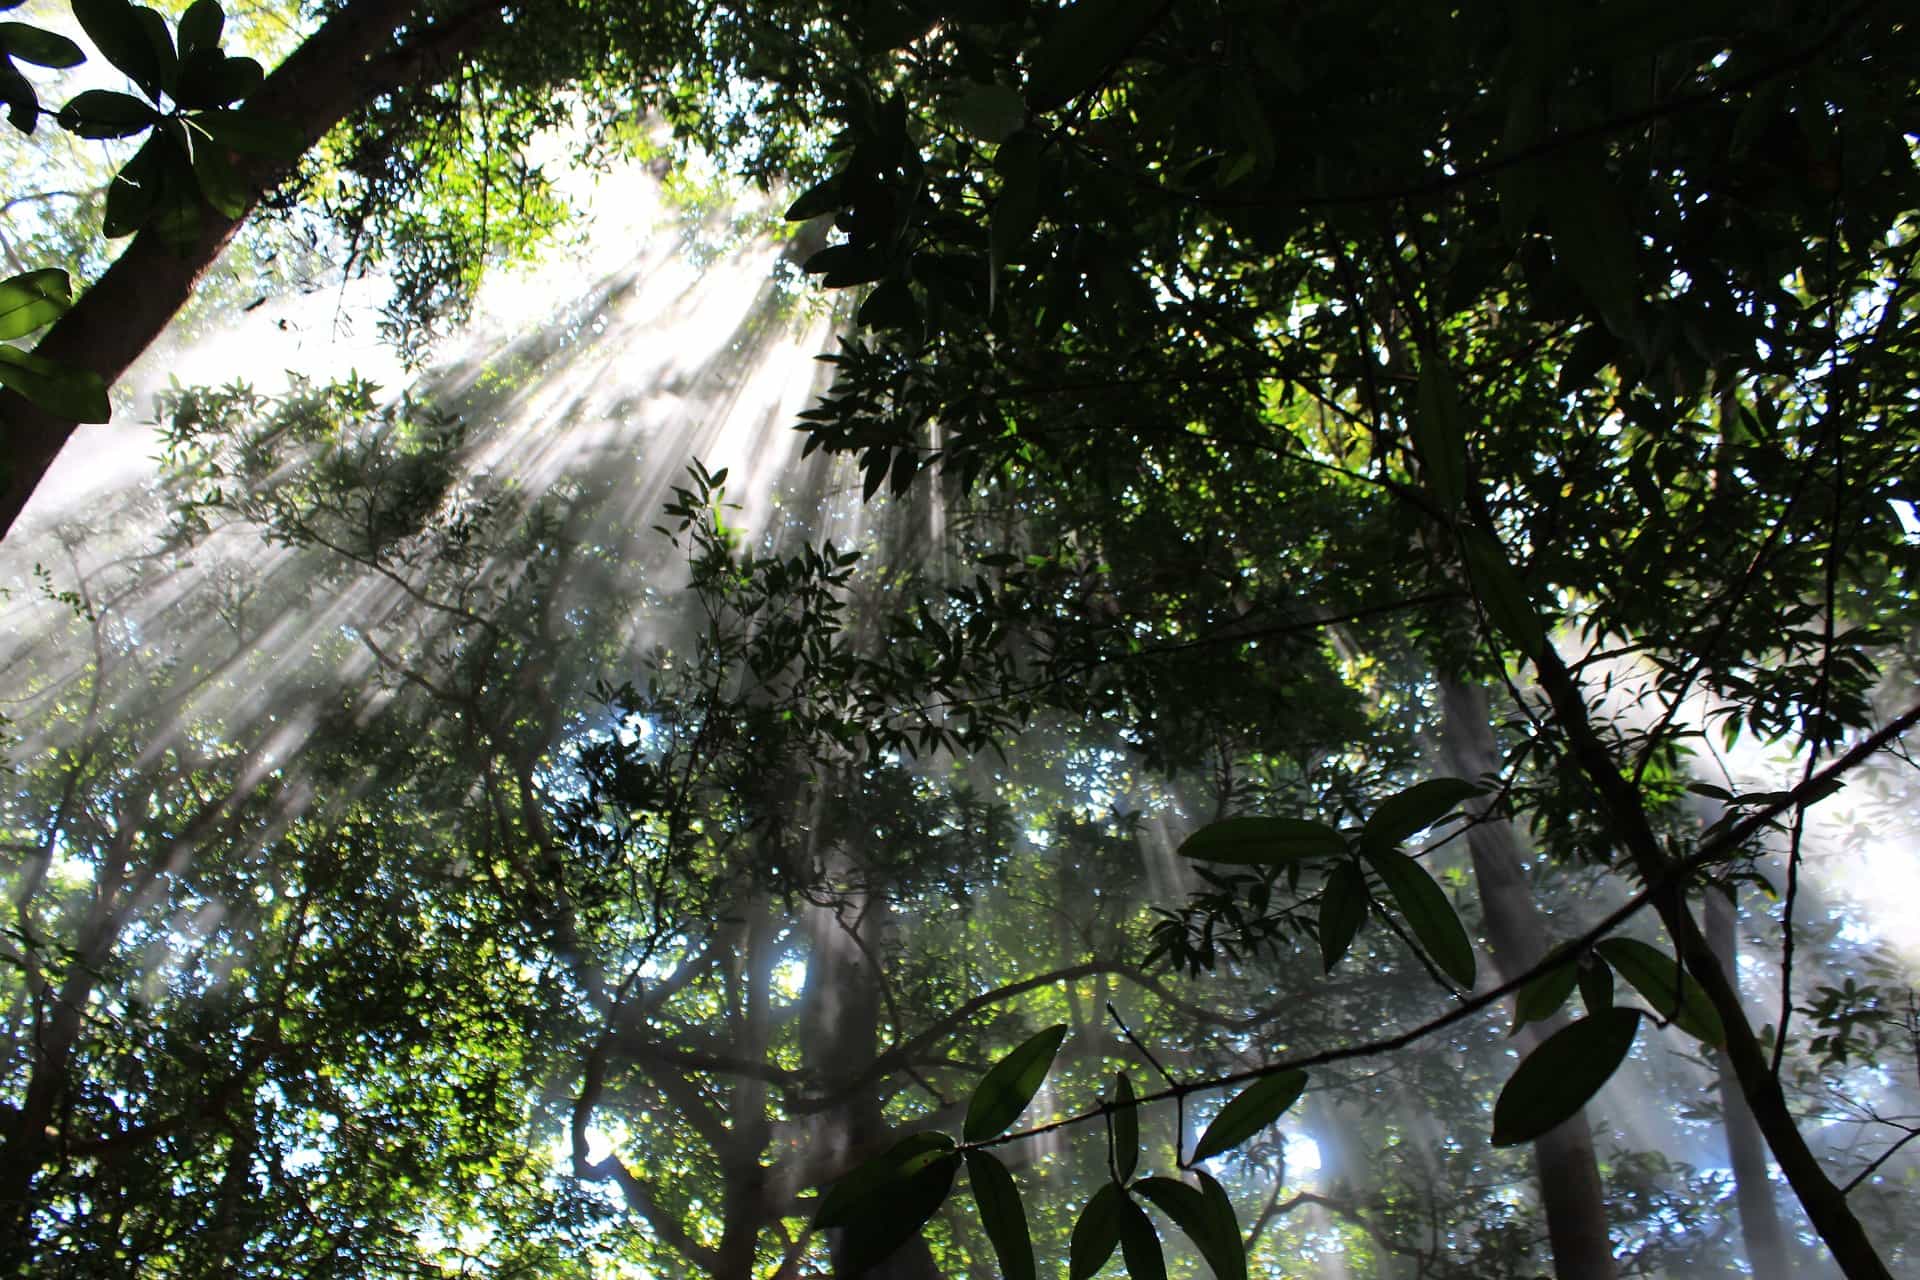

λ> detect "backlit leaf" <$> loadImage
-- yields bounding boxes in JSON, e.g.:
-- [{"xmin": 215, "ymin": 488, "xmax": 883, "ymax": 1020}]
[
  {"xmin": 1595, "ymin": 937, "xmax": 1725, "ymax": 1046},
  {"xmin": 813, "ymin": 1131, "xmax": 955, "ymax": 1229},
  {"xmin": 1414, "ymin": 358, "xmax": 1468, "ymax": 511},
  {"xmin": 1070, "ymin": 1183, "xmax": 1124, "ymax": 1280},
  {"xmin": 56, "ymin": 88, "xmax": 157, "ymax": 138},
  {"xmin": 0, "ymin": 268, "xmax": 72, "ymax": 340},
  {"xmin": 1111, "ymin": 1072, "xmax": 1138, "ymax": 1184},
  {"xmin": 1180, "ymin": 816, "xmax": 1345, "ymax": 865},
  {"xmin": 0, "ymin": 346, "xmax": 111, "ymax": 422},
  {"xmin": 1191, "ymin": 1069, "xmax": 1307, "ymax": 1163},
  {"xmin": 839, "ymin": 1149, "xmax": 959, "ymax": 1275},
  {"xmin": 1318, "ymin": 862, "xmax": 1367, "ymax": 974},
  {"xmin": 1579, "ymin": 953, "xmax": 1615, "ymax": 1015},
  {"xmin": 1365, "ymin": 849, "xmax": 1476, "ymax": 988},
  {"xmin": 965, "ymin": 1023, "xmax": 1067, "ymax": 1142},
  {"xmin": 1135, "ymin": 1175, "xmax": 1246, "ymax": 1280},
  {"xmin": 1512, "ymin": 954, "xmax": 1579, "ymax": 1034},
  {"xmin": 1359, "ymin": 777, "xmax": 1481, "ymax": 854},
  {"xmin": 1117, "ymin": 1195, "xmax": 1166, "ymax": 1280},
  {"xmin": 175, "ymin": 0, "xmax": 221, "ymax": 57},
  {"xmin": 1463, "ymin": 529, "xmax": 1546, "ymax": 658},
  {"xmin": 1491, "ymin": 1009, "xmax": 1641, "ymax": 1147},
  {"xmin": 967, "ymin": 1151, "xmax": 1035, "ymax": 1280},
  {"xmin": 73, "ymin": 0, "xmax": 163, "ymax": 99}
]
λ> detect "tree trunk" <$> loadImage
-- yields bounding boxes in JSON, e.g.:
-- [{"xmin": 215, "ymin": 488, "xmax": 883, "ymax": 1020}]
[
  {"xmin": 0, "ymin": 0, "xmax": 505, "ymax": 540},
  {"xmin": 1439, "ymin": 676, "xmax": 1619, "ymax": 1280},
  {"xmin": 1706, "ymin": 884, "xmax": 1791, "ymax": 1280}
]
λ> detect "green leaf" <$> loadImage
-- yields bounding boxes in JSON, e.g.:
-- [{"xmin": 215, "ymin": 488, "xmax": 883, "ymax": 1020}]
[
  {"xmin": 1027, "ymin": 0, "xmax": 1162, "ymax": 111},
  {"xmin": 1492, "ymin": 1008, "xmax": 1641, "ymax": 1147},
  {"xmin": 56, "ymin": 88, "xmax": 157, "ymax": 138},
  {"xmin": 0, "ymin": 268, "xmax": 72, "ymax": 340},
  {"xmin": 1359, "ymin": 777, "xmax": 1481, "ymax": 854},
  {"xmin": 1180, "ymin": 816, "xmax": 1345, "ymax": 865},
  {"xmin": 1318, "ymin": 861, "xmax": 1367, "ymax": 974},
  {"xmin": 856, "ymin": 277, "xmax": 916, "ymax": 331},
  {"xmin": 130, "ymin": 3, "xmax": 175, "ymax": 96},
  {"xmin": 73, "ymin": 0, "xmax": 163, "ymax": 99},
  {"xmin": 171, "ymin": 49, "xmax": 260, "ymax": 109},
  {"xmin": 964, "ymin": 1023, "xmax": 1067, "ymax": 1142},
  {"xmin": 189, "ymin": 128, "xmax": 246, "ymax": 217},
  {"xmin": 1594, "ymin": 938, "xmax": 1725, "ymax": 1047},
  {"xmin": 1111, "ymin": 1072, "xmax": 1138, "ymax": 1184},
  {"xmin": 175, "ymin": 0, "xmax": 221, "ymax": 57},
  {"xmin": 103, "ymin": 136, "xmax": 168, "ymax": 237},
  {"xmin": 1364, "ymin": 849, "xmax": 1476, "ymax": 988},
  {"xmin": 1463, "ymin": 529, "xmax": 1546, "ymax": 658},
  {"xmin": 1579, "ymin": 953, "xmax": 1615, "ymax": 1015},
  {"xmin": 1135, "ymin": 1176, "xmax": 1246, "ymax": 1280},
  {"xmin": 813, "ymin": 1131, "xmax": 955, "ymax": 1229},
  {"xmin": 1117, "ymin": 1195, "xmax": 1167, "ymax": 1280},
  {"xmin": 839, "ymin": 1149, "xmax": 959, "ymax": 1275},
  {"xmin": 802, "ymin": 243, "xmax": 889, "ymax": 288},
  {"xmin": 0, "ymin": 21, "xmax": 85, "ymax": 67},
  {"xmin": 0, "ymin": 346, "xmax": 111, "ymax": 422},
  {"xmin": 967, "ymin": 1151, "xmax": 1035, "ymax": 1280},
  {"xmin": 1191, "ymin": 1069, "xmax": 1307, "ymax": 1163},
  {"xmin": 1413, "ymin": 358, "xmax": 1468, "ymax": 511},
  {"xmin": 1070, "ymin": 1182, "xmax": 1125, "ymax": 1280},
  {"xmin": 1512, "ymin": 954, "xmax": 1579, "ymax": 1034},
  {"xmin": 990, "ymin": 129, "xmax": 1043, "ymax": 311},
  {"xmin": 194, "ymin": 107, "xmax": 302, "ymax": 156},
  {"xmin": 784, "ymin": 172, "xmax": 842, "ymax": 221},
  {"xmin": 1544, "ymin": 151, "xmax": 1640, "ymax": 338},
  {"xmin": 943, "ymin": 80, "xmax": 1026, "ymax": 143}
]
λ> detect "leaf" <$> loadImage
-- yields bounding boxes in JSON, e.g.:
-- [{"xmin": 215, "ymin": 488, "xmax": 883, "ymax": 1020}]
[
  {"xmin": 943, "ymin": 80, "xmax": 1026, "ymax": 142},
  {"xmin": 103, "ymin": 136, "xmax": 168, "ymax": 237},
  {"xmin": 990, "ymin": 129, "xmax": 1042, "ymax": 311},
  {"xmin": 813, "ymin": 1131, "xmax": 955, "ymax": 1229},
  {"xmin": 1359, "ymin": 777, "xmax": 1481, "ymax": 854},
  {"xmin": 1191, "ymin": 1069, "xmax": 1307, "ymax": 1163},
  {"xmin": 1070, "ymin": 1182, "xmax": 1125, "ymax": 1280},
  {"xmin": 1544, "ymin": 151, "xmax": 1640, "ymax": 338},
  {"xmin": 0, "ymin": 21, "xmax": 85, "ymax": 67},
  {"xmin": 73, "ymin": 0, "xmax": 161, "ymax": 100},
  {"xmin": 1111, "ymin": 1072, "xmax": 1138, "ymax": 1183},
  {"xmin": 856, "ymin": 277, "xmax": 916, "ymax": 331},
  {"xmin": 189, "ymin": 129, "xmax": 246, "ymax": 217},
  {"xmin": 56, "ymin": 88, "xmax": 157, "ymax": 138},
  {"xmin": 967, "ymin": 1151, "xmax": 1035, "ymax": 1280},
  {"xmin": 964, "ymin": 1023, "xmax": 1067, "ymax": 1142},
  {"xmin": 0, "ymin": 267, "xmax": 72, "ymax": 340},
  {"xmin": 1135, "ymin": 1175, "xmax": 1246, "ymax": 1280},
  {"xmin": 839, "ymin": 1149, "xmax": 959, "ymax": 1275},
  {"xmin": 171, "ymin": 49, "xmax": 260, "ymax": 109},
  {"xmin": 1594, "ymin": 937, "xmax": 1725, "ymax": 1047},
  {"xmin": 1463, "ymin": 529, "xmax": 1546, "ymax": 658},
  {"xmin": 1117, "ymin": 1195, "xmax": 1167, "ymax": 1280},
  {"xmin": 1, "ymin": 57, "xmax": 37, "ymax": 132},
  {"xmin": 1027, "ymin": 0, "xmax": 1163, "ymax": 111},
  {"xmin": 1318, "ymin": 862, "xmax": 1367, "ymax": 974},
  {"xmin": 802, "ymin": 242, "xmax": 890, "ymax": 288},
  {"xmin": 0, "ymin": 346, "xmax": 111, "ymax": 422},
  {"xmin": 1413, "ymin": 358, "xmax": 1468, "ymax": 511},
  {"xmin": 1579, "ymin": 953, "xmax": 1615, "ymax": 1015},
  {"xmin": 1491, "ymin": 1008, "xmax": 1641, "ymax": 1147},
  {"xmin": 1364, "ymin": 849, "xmax": 1476, "ymax": 988},
  {"xmin": 194, "ymin": 107, "xmax": 302, "ymax": 156},
  {"xmin": 1512, "ymin": 954, "xmax": 1579, "ymax": 1034},
  {"xmin": 1180, "ymin": 816, "xmax": 1345, "ymax": 865},
  {"xmin": 784, "ymin": 171, "xmax": 843, "ymax": 221},
  {"xmin": 175, "ymin": 0, "xmax": 221, "ymax": 57}
]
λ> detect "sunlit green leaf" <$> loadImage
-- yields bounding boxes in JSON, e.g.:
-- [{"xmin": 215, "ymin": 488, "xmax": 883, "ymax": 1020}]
[
  {"xmin": 1365, "ymin": 849, "xmax": 1476, "ymax": 988},
  {"xmin": 1492, "ymin": 1009, "xmax": 1641, "ymax": 1147},
  {"xmin": 964, "ymin": 1023, "xmax": 1067, "ymax": 1142},
  {"xmin": 967, "ymin": 1151, "xmax": 1035, "ymax": 1280},
  {"xmin": 0, "ymin": 268, "xmax": 72, "ymax": 340},
  {"xmin": 0, "ymin": 346, "xmax": 111, "ymax": 422},
  {"xmin": 1595, "ymin": 937, "xmax": 1725, "ymax": 1047},
  {"xmin": 1180, "ymin": 816, "xmax": 1345, "ymax": 865},
  {"xmin": 1191, "ymin": 1069, "xmax": 1307, "ymax": 1163}
]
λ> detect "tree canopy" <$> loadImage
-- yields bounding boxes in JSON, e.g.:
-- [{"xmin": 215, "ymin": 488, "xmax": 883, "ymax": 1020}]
[{"xmin": 3, "ymin": 0, "xmax": 1920, "ymax": 1277}]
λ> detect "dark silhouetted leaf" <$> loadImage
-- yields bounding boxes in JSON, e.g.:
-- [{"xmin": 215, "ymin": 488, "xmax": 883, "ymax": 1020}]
[
  {"xmin": 1, "ymin": 58, "xmax": 38, "ymax": 132},
  {"xmin": 1135, "ymin": 1175, "xmax": 1246, "ymax": 1280},
  {"xmin": 0, "ymin": 267, "xmax": 71, "ymax": 340},
  {"xmin": 73, "ymin": 0, "xmax": 161, "ymax": 99},
  {"xmin": 1118, "ymin": 1195, "xmax": 1166, "ymax": 1280},
  {"xmin": 0, "ymin": 20, "xmax": 85, "ymax": 67},
  {"xmin": 1414, "ymin": 359, "xmax": 1468, "ymax": 511},
  {"xmin": 56, "ymin": 88, "xmax": 157, "ymax": 137},
  {"xmin": 172, "ymin": 49, "xmax": 260, "ymax": 108},
  {"xmin": 1180, "ymin": 816, "xmax": 1345, "ymax": 865},
  {"xmin": 1492, "ymin": 1008, "xmax": 1641, "ymax": 1147},
  {"xmin": 1070, "ymin": 1183, "xmax": 1124, "ymax": 1280},
  {"xmin": 814, "ymin": 1131, "xmax": 955, "ymax": 1229},
  {"xmin": 1111, "ymin": 1072, "xmax": 1138, "ymax": 1183},
  {"xmin": 1595, "ymin": 937, "xmax": 1724, "ymax": 1046},
  {"xmin": 943, "ymin": 80, "xmax": 1026, "ymax": 142},
  {"xmin": 1579, "ymin": 953, "xmax": 1614, "ymax": 1014},
  {"xmin": 1512, "ymin": 953, "xmax": 1579, "ymax": 1034},
  {"xmin": 1191, "ymin": 1069, "xmax": 1306, "ymax": 1163},
  {"xmin": 857, "ymin": 277, "xmax": 917, "ymax": 331},
  {"xmin": 967, "ymin": 1151, "xmax": 1035, "ymax": 1280},
  {"xmin": 175, "ymin": 0, "xmax": 221, "ymax": 57},
  {"xmin": 839, "ymin": 1148, "xmax": 959, "ymax": 1275},
  {"xmin": 1545, "ymin": 152, "xmax": 1640, "ymax": 338},
  {"xmin": 990, "ymin": 129, "xmax": 1042, "ymax": 310},
  {"xmin": 965, "ymin": 1023, "xmax": 1067, "ymax": 1142},
  {"xmin": 1359, "ymin": 777, "xmax": 1481, "ymax": 854},
  {"xmin": 1365, "ymin": 849, "xmax": 1476, "ymax": 988},
  {"xmin": 803, "ymin": 242, "xmax": 890, "ymax": 288},
  {"xmin": 1318, "ymin": 861, "xmax": 1367, "ymax": 974},
  {"xmin": 784, "ymin": 172, "xmax": 843, "ymax": 221},
  {"xmin": 1027, "ymin": 0, "xmax": 1162, "ymax": 111}
]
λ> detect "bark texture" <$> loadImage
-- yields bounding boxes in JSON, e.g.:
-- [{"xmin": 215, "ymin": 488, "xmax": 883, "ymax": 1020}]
[
  {"xmin": 0, "ymin": 0, "xmax": 506, "ymax": 540},
  {"xmin": 1439, "ymin": 676, "xmax": 1619, "ymax": 1280}
]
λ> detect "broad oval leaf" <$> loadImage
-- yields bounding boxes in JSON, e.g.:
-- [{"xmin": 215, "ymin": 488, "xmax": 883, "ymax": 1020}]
[
  {"xmin": 965, "ymin": 1023, "xmax": 1067, "ymax": 1142},
  {"xmin": 1594, "ymin": 937, "xmax": 1725, "ymax": 1047},
  {"xmin": 72, "ymin": 0, "xmax": 163, "ymax": 100},
  {"xmin": 1181, "ymin": 816, "xmax": 1345, "ymax": 866},
  {"xmin": 813, "ymin": 1130, "xmax": 955, "ymax": 1229},
  {"xmin": 1117, "ymin": 1195, "xmax": 1167, "ymax": 1280},
  {"xmin": 1359, "ymin": 777, "xmax": 1482, "ymax": 854},
  {"xmin": 1512, "ymin": 954, "xmax": 1579, "ymax": 1034},
  {"xmin": 1070, "ymin": 1182, "xmax": 1125, "ymax": 1280},
  {"xmin": 1365, "ymin": 849, "xmax": 1476, "ymax": 988},
  {"xmin": 1111, "ymin": 1071, "xmax": 1138, "ymax": 1184},
  {"xmin": 175, "ymin": 0, "xmax": 222, "ymax": 57},
  {"xmin": 1318, "ymin": 861, "xmax": 1367, "ymax": 974},
  {"xmin": 1135, "ymin": 1175, "xmax": 1246, "ymax": 1280},
  {"xmin": 0, "ymin": 346, "xmax": 110, "ymax": 422},
  {"xmin": 942, "ymin": 80, "xmax": 1026, "ymax": 143},
  {"xmin": 56, "ymin": 88, "xmax": 157, "ymax": 138},
  {"xmin": 784, "ymin": 171, "xmax": 843, "ymax": 222},
  {"xmin": 0, "ymin": 267, "xmax": 72, "ymax": 340},
  {"xmin": 967, "ymin": 1151, "xmax": 1035, "ymax": 1280},
  {"xmin": 1491, "ymin": 1008, "xmax": 1642, "ymax": 1147},
  {"xmin": 839, "ymin": 1150, "xmax": 960, "ymax": 1276},
  {"xmin": 1191, "ymin": 1069, "xmax": 1307, "ymax": 1164},
  {"xmin": 1578, "ymin": 953, "xmax": 1615, "ymax": 1015},
  {"xmin": 0, "ymin": 20, "xmax": 85, "ymax": 68}
]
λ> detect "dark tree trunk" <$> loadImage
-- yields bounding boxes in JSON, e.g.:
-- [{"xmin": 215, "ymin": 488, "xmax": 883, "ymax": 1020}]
[
  {"xmin": 0, "ymin": 0, "xmax": 504, "ymax": 540},
  {"xmin": 1707, "ymin": 885, "xmax": 1791, "ymax": 1280},
  {"xmin": 1439, "ymin": 676, "xmax": 1619, "ymax": 1280}
]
